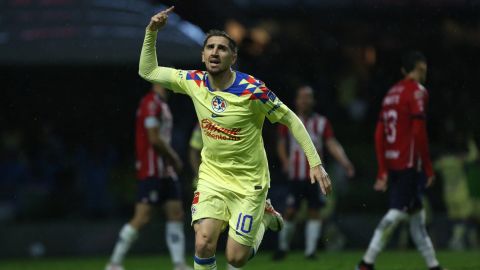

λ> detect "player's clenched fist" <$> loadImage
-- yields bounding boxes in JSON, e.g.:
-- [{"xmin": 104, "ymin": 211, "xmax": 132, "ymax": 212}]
[
  {"xmin": 147, "ymin": 6, "xmax": 174, "ymax": 31},
  {"xmin": 310, "ymin": 165, "xmax": 332, "ymax": 195}
]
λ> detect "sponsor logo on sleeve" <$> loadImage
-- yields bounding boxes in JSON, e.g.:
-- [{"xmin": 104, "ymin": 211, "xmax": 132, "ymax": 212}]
[
  {"xmin": 267, "ymin": 103, "xmax": 282, "ymax": 115},
  {"xmin": 267, "ymin": 91, "xmax": 277, "ymax": 102}
]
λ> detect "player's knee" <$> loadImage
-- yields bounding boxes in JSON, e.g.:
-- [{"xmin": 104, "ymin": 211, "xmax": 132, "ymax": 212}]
[
  {"xmin": 166, "ymin": 201, "xmax": 185, "ymax": 221},
  {"xmin": 226, "ymin": 254, "xmax": 248, "ymax": 268},
  {"xmin": 377, "ymin": 209, "xmax": 407, "ymax": 231},
  {"xmin": 377, "ymin": 218, "xmax": 395, "ymax": 231},
  {"xmin": 131, "ymin": 214, "xmax": 151, "ymax": 228},
  {"xmin": 195, "ymin": 234, "xmax": 216, "ymax": 256}
]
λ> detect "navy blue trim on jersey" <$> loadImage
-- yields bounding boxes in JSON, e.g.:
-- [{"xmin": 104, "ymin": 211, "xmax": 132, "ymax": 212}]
[{"xmin": 204, "ymin": 71, "xmax": 262, "ymax": 96}]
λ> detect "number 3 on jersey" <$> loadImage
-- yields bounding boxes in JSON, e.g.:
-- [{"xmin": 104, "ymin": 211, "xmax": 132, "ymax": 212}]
[{"xmin": 383, "ymin": 109, "xmax": 397, "ymax": 143}]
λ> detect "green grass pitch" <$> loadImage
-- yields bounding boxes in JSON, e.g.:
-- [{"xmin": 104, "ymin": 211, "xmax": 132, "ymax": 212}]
[{"xmin": 1, "ymin": 251, "xmax": 478, "ymax": 270}]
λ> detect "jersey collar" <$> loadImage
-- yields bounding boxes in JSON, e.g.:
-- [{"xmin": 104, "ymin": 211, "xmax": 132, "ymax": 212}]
[{"xmin": 204, "ymin": 70, "xmax": 244, "ymax": 95}]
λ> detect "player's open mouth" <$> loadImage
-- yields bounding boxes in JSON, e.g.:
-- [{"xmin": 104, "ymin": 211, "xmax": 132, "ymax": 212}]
[{"xmin": 209, "ymin": 58, "xmax": 220, "ymax": 67}]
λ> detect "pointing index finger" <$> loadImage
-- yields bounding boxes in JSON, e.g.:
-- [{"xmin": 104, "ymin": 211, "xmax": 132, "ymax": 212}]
[{"xmin": 165, "ymin": 6, "xmax": 175, "ymax": 14}]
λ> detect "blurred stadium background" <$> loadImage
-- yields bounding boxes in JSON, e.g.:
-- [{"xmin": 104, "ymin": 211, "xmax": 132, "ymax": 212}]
[{"xmin": 1, "ymin": 0, "xmax": 480, "ymax": 269}]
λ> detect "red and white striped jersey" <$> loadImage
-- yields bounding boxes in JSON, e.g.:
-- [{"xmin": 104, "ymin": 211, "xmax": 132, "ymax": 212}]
[
  {"xmin": 278, "ymin": 113, "xmax": 334, "ymax": 180},
  {"xmin": 135, "ymin": 91, "xmax": 176, "ymax": 180}
]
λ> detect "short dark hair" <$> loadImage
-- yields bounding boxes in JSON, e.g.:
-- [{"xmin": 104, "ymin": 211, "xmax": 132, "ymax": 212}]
[
  {"xmin": 203, "ymin": 29, "xmax": 238, "ymax": 53},
  {"xmin": 402, "ymin": 51, "xmax": 427, "ymax": 73}
]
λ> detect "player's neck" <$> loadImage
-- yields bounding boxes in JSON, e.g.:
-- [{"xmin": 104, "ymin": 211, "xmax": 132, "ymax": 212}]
[
  {"xmin": 405, "ymin": 73, "xmax": 420, "ymax": 83},
  {"xmin": 208, "ymin": 69, "xmax": 236, "ymax": 91}
]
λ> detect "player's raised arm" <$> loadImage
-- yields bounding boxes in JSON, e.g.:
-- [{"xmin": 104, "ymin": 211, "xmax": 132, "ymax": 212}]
[
  {"xmin": 138, "ymin": 7, "xmax": 182, "ymax": 91},
  {"xmin": 279, "ymin": 110, "xmax": 332, "ymax": 195}
]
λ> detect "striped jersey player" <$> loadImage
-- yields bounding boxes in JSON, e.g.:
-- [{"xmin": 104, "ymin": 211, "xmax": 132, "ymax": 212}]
[{"xmin": 274, "ymin": 85, "xmax": 354, "ymax": 261}]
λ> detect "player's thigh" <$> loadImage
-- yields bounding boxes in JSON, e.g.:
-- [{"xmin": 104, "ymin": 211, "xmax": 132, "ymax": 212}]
[
  {"xmin": 131, "ymin": 202, "xmax": 154, "ymax": 227},
  {"xmin": 164, "ymin": 199, "xmax": 184, "ymax": 221},
  {"xmin": 227, "ymin": 190, "xmax": 267, "ymax": 247},
  {"xmin": 191, "ymin": 186, "xmax": 229, "ymax": 230}
]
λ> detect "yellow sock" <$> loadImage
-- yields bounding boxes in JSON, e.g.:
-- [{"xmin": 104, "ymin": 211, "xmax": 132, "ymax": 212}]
[{"xmin": 251, "ymin": 219, "xmax": 267, "ymax": 257}]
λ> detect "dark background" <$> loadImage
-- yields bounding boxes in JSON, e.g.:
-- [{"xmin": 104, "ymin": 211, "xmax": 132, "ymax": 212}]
[{"xmin": 1, "ymin": 0, "xmax": 480, "ymax": 258}]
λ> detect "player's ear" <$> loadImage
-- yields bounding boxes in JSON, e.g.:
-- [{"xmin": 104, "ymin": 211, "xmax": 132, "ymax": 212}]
[
  {"xmin": 201, "ymin": 50, "xmax": 205, "ymax": 63},
  {"xmin": 231, "ymin": 52, "xmax": 237, "ymax": 65}
]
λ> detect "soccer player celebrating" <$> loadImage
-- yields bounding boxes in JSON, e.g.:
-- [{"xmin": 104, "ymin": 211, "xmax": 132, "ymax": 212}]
[
  {"xmin": 274, "ymin": 85, "xmax": 354, "ymax": 260},
  {"xmin": 106, "ymin": 84, "xmax": 192, "ymax": 270},
  {"xmin": 356, "ymin": 52, "xmax": 445, "ymax": 270},
  {"xmin": 139, "ymin": 7, "xmax": 332, "ymax": 270}
]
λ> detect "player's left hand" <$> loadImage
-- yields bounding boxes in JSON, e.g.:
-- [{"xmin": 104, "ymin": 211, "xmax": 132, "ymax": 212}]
[
  {"xmin": 373, "ymin": 176, "xmax": 388, "ymax": 192},
  {"xmin": 310, "ymin": 165, "xmax": 332, "ymax": 195},
  {"xmin": 425, "ymin": 175, "xmax": 435, "ymax": 188},
  {"xmin": 345, "ymin": 162, "xmax": 355, "ymax": 178}
]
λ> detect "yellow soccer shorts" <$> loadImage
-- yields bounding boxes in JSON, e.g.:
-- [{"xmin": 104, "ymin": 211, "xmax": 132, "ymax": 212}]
[{"xmin": 191, "ymin": 182, "xmax": 267, "ymax": 246}]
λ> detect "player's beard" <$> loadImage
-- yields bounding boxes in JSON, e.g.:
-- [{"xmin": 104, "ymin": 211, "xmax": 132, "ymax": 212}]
[{"xmin": 206, "ymin": 63, "xmax": 228, "ymax": 76}]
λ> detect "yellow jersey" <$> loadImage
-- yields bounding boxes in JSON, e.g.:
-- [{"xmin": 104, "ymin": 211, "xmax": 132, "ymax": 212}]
[{"xmin": 154, "ymin": 67, "xmax": 289, "ymax": 195}]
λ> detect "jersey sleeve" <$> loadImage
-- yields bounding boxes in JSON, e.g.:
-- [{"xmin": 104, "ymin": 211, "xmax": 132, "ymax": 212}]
[
  {"xmin": 253, "ymin": 84, "xmax": 289, "ymax": 123},
  {"xmin": 139, "ymin": 30, "xmax": 192, "ymax": 95},
  {"xmin": 322, "ymin": 118, "xmax": 335, "ymax": 140},
  {"xmin": 409, "ymin": 87, "xmax": 428, "ymax": 118},
  {"xmin": 374, "ymin": 120, "xmax": 388, "ymax": 179},
  {"xmin": 409, "ymin": 86, "xmax": 434, "ymax": 177},
  {"xmin": 144, "ymin": 67, "xmax": 192, "ymax": 95}
]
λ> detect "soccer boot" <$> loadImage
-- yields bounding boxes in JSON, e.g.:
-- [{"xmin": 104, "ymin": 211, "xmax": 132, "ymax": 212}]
[
  {"xmin": 429, "ymin": 266, "xmax": 447, "ymax": 270},
  {"xmin": 355, "ymin": 260, "xmax": 375, "ymax": 270},
  {"xmin": 264, "ymin": 199, "xmax": 284, "ymax": 231},
  {"xmin": 305, "ymin": 253, "xmax": 318, "ymax": 260}
]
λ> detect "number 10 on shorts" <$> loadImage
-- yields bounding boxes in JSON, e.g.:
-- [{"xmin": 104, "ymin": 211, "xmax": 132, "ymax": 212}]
[{"xmin": 236, "ymin": 213, "xmax": 253, "ymax": 234}]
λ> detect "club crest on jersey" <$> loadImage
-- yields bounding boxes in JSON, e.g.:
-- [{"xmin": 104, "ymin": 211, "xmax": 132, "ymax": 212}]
[{"xmin": 211, "ymin": 96, "xmax": 227, "ymax": 113}]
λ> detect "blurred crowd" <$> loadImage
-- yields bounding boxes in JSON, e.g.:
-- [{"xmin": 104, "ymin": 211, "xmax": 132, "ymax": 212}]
[{"xmin": 0, "ymin": 124, "xmax": 121, "ymax": 221}]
